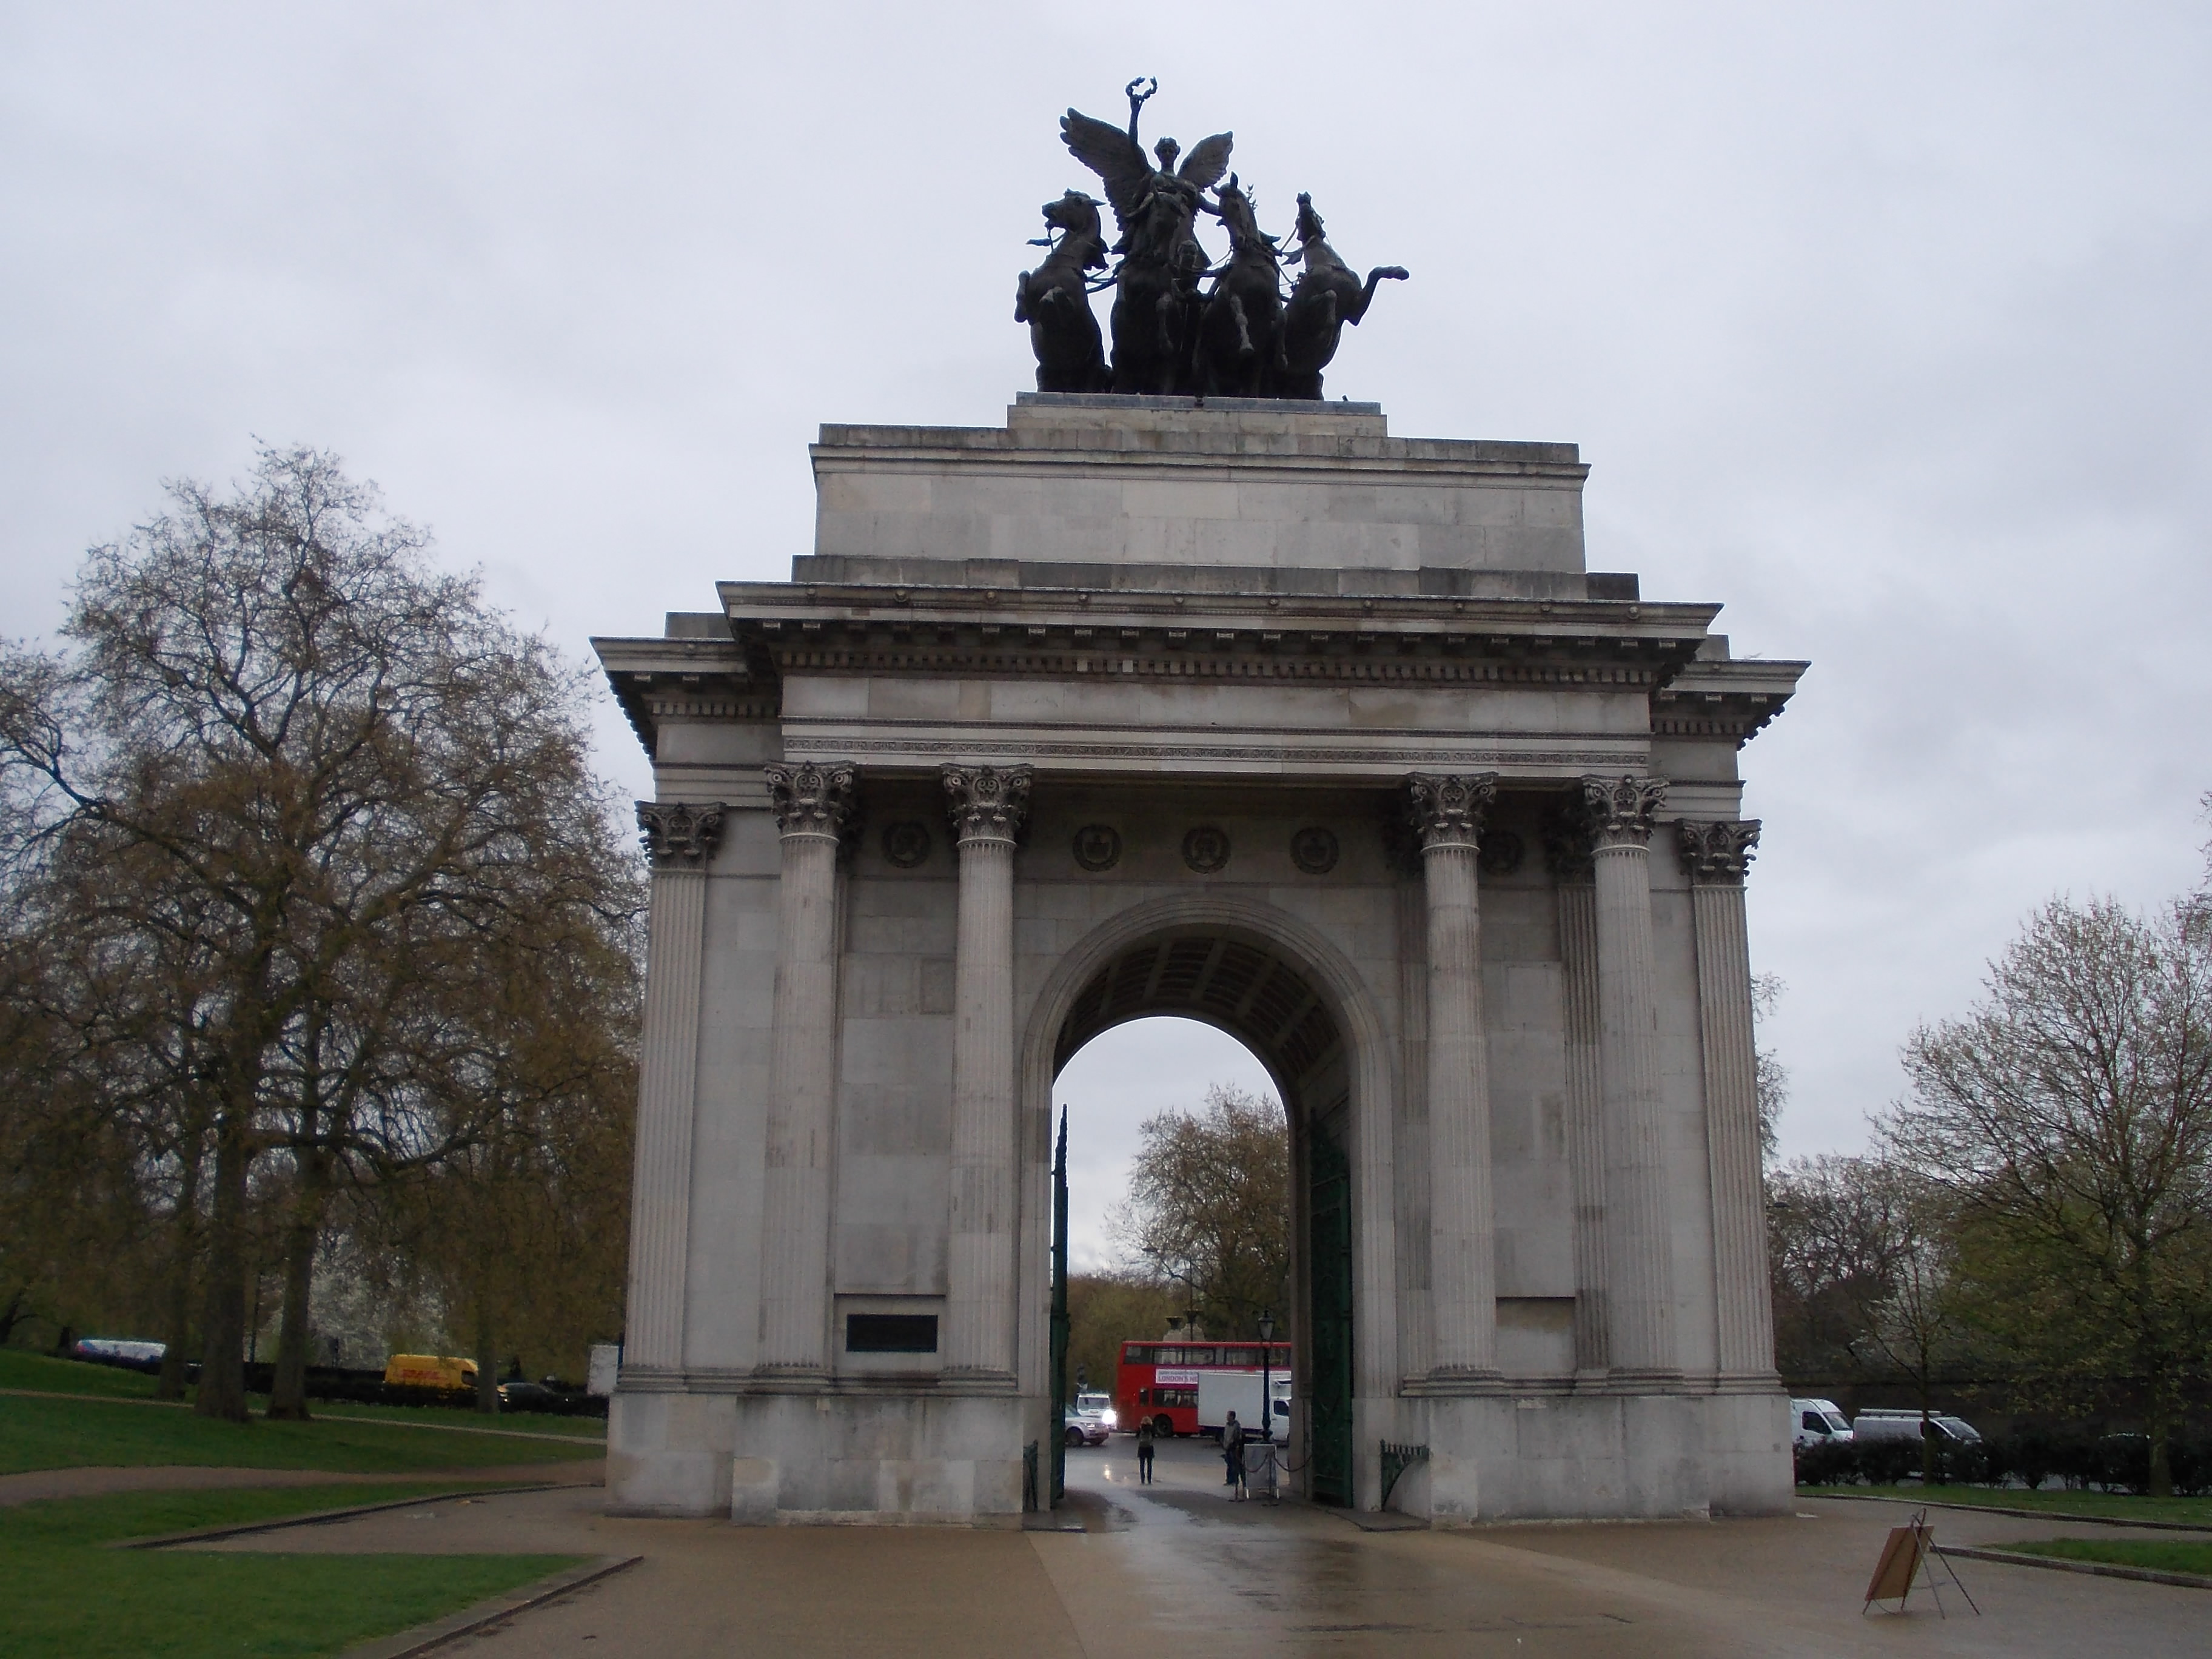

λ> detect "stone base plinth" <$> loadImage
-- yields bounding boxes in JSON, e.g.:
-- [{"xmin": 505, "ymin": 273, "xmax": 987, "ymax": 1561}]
[
  {"xmin": 609, "ymin": 1389, "xmax": 1030, "ymax": 1524},
  {"xmin": 1411, "ymin": 1390, "xmax": 1791, "ymax": 1523}
]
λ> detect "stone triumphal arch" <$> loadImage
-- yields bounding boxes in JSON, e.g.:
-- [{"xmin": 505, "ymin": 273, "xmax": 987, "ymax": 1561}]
[{"xmin": 595, "ymin": 393, "xmax": 1806, "ymax": 1524}]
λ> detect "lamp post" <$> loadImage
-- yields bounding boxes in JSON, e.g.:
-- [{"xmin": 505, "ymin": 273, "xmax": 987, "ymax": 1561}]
[{"xmin": 1258, "ymin": 1310, "xmax": 1275, "ymax": 1442}]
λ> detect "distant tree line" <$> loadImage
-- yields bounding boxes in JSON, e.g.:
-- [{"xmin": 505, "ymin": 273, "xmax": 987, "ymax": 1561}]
[
  {"xmin": 1771, "ymin": 873, "xmax": 2212, "ymax": 1496},
  {"xmin": 0, "ymin": 447, "xmax": 643, "ymax": 1419}
]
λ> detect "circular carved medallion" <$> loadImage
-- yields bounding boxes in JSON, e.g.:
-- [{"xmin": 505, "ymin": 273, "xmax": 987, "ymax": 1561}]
[
  {"xmin": 1182, "ymin": 825, "xmax": 1231, "ymax": 874},
  {"xmin": 1073, "ymin": 823, "xmax": 1122, "ymax": 872},
  {"xmin": 882, "ymin": 820, "xmax": 931, "ymax": 869},
  {"xmin": 1290, "ymin": 826, "xmax": 1339, "ymax": 875},
  {"xmin": 1478, "ymin": 828, "xmax": 1526, "ymax": 876}
]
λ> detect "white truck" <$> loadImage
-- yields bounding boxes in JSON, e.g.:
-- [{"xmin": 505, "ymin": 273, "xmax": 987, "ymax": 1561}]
[{"xmin": 1197, "ymin": 1370, "xmax": 1292, "ymax": 1442}]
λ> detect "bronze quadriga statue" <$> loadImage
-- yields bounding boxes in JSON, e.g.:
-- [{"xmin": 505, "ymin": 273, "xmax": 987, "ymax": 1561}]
[{"xmin": 1025, "ymin": 77, "xmax": 1405, "ymax": 401}]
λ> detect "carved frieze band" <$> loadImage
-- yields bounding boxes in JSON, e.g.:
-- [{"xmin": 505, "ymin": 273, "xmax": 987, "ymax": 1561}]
[
  {"xmin": 763, "ymin": 762, "xmax": 857, "ymax": 840},
  {"xmin": 942, "ymin": 763, "xmax": 1034, "ymax": 845},
  {"xmin": 1406, "ymin": 772, "xmax": 1498, "ymax": 852},
  {"xmin": 1677, "ymin": 819, "xmax": 1761, "ymax": 885},
  {"xmin": 636, "ymin": 800, "xmax": 727, "ymax": 867},
  {"xmin": 1578, "ymin": 774, "xmax": 1669, "ymax": 850}
]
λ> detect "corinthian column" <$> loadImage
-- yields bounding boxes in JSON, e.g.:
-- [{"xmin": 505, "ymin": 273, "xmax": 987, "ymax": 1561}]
[
  {"xmin": 1408, "ymin": 773, "xmax": 1501, "ymax": 1379},
  {"xmin": 626, "ymin": 801, "xmax": 726, "ymax": 1373},
  {"xmin": 1543, "ymin": 809, "xmax": 1608, "ymax": 1375},
  {"xmin": 1679, "ymin": 819, "xmax": 1777, "ymax": 1381},
  {"xmin": 942, "ymin": 763, "xmax": 1032, "ymax": 1380},
  {"xmin": 757, "ymin": 763, "xmax": 856, "ymax": 1376},
  {"xmin": 1581, "ymin": 773, "xmax": 1678, "ymax": 1380}
]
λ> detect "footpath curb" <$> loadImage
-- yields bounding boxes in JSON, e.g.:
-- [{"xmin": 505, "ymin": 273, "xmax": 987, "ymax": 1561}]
[
  {"xmin": 338, "ymin": 1553, "xmax": 642, "ymax": 1658},
  {"xmin": 114, "ymin": 1484, "xmax": 561, "ymax": 1549},
  {"xmin": 0, "ymin": 1386, "xmax": 606, "ymax": 1444},
  {"xmin": 1808, "ymin": 1490, "xmax": 2212, "ymax": 1534},
  {"xmin": 1939, "ymin": 1543, "xmax": 2212, "ymax": 1592}
]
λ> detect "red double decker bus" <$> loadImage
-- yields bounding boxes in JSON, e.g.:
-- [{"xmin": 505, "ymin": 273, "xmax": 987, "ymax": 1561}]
[{"xmin": 1116, "ymin": 1338, "xmax": 1292, "ymax": 1437}]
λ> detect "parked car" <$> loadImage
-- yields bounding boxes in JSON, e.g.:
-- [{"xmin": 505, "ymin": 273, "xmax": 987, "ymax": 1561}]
[
  {"xmin": 1851, "ymin": 1410, "xmax": 1981, "ymax": 1446},
  {"xmin": 71, "ymin": 1338, "xmax": 166, "ymax": 1375},
  {"xmin": 497, "ymin": 1379, "xmax": 556, "ymax": 1409},
  {"xmin": 1791, "ymin": 1398, "xmax": 1853, "ymax": 1450},
  {"xmin": 1062, "ymin": 1407, "xmax": 1109, "ymax": 1447}
]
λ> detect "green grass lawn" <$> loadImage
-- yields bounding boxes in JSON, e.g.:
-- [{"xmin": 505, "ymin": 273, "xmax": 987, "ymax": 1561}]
[
  {"xmin": 0, "ymin": 1349, "xmax": 605, "ymax": 1439},
  {"xmin": 1997, "ymin": 1537, "xmax": 2212, "ymax": 1577},
  {"xmin": 0, "ymin": 1484, "xmax": 580, "ymax": 1659},
  {"xmin": 0, "ymin": 1349, "xmax": 165, "ymax": 1399},
  {"xmin": 1, "ymin": 1393, "xmax": 604, "ymax": 1476},
  {"xmin": 1805, "ymin": 1484, "xmax": 2212, "ymax": 1529}
]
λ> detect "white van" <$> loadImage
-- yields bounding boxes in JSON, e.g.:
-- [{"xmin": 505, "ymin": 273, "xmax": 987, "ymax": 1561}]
[{"xmin": 1791, "ymin": 1398, "xmax": 1854, "ymax": 1449}]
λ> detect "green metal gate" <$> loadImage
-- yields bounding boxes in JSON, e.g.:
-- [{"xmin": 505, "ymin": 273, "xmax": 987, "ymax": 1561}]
[
  {"xmin": 1050, "ymin": 1106, "xmax": 1070, "ymax": 1507},
  {"xmin": 1308, "ymin": 1128, "xmax": 1354, "ymax": 1505}
]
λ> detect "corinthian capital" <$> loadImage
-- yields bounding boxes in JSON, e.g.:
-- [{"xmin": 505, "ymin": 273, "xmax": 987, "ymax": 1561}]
[
  {"xmin": 764, "ymin": 762, "xmax": 857, "ymax": 839},
  {"xmin": 1578, "ymin": 774, "xmax": 1669, "ymax": 850},
  {"xmin": 1406, "ymin": 772, "xmax": 1498, "ymax": 852},
  {"xmin": 1541, "ymin": 804, "xmax": 1596, "ymax": 881},
  {"xmin": 942, "ymin": 764, "xmax": 1033, "ymax": 844},
  {"xmin": 1677, "ymin": 819, "xmax": 1761, "ymax": 884},
  {"xmin": 637, "ymin": 800, "xmax": 726, "ymax": 867}
]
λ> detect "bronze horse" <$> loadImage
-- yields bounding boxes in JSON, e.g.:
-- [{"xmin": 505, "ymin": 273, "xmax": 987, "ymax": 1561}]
[
  {"xmin": 1015, "ymin": 192, "xmax": 1110, "ymax": 393},
  {"xmin": 1276, "ymin": 192, "xmax": 1407, "ymax": 400},
  {"xmin": 1190, "ymin": 176, "xmax": 1283, "ymax": 399}
]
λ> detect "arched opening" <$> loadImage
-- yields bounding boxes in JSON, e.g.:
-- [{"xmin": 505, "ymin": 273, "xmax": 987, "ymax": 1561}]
[{"xmin": 1038, "ymin": 924, "xmax": 1358, "ymax": 1506}]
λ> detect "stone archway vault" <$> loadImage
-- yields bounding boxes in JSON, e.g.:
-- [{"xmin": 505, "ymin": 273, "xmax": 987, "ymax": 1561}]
[{"xmin": 1014, "ymin": 893, "xmax": 1403, "ymax": 1508}]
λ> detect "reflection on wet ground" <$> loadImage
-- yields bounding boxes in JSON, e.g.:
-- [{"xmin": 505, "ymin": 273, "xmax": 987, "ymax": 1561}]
[{"xmin": 183, "ymin": 1431, "xmax": 2212, "ymax": 1657}]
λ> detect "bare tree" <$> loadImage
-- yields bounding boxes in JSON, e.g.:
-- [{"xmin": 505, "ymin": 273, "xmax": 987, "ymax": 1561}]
[
  {"xmin": 383, "ymin": 882, "xmax": 640, "ymax": 1409},
  {"xmin": 1768, "ymin": 1151, "xmax": 1974, "ymax": 1480},
  {"xmin": 1065, "ymin": 1272, "xmax": 1182, "ymax": 1404},
  {"xmin": 1752, "ymin": 971, "xmax": 1789, "ymax": 1164},
  {"xmin": 1885, "ymin": 896, "xmax": 2212, "ymax": 1496},
  {"xmin": 0, "ymin": 444, "xmax": 632, "ymax": 1419},
  {"xmin": 1768, "ymin": 1152, "xmax": 1902, "ymax": 1378},
  {"xmin": 1110, "ymin": 1082, "xmax": 1290, "ymax": 1339}
]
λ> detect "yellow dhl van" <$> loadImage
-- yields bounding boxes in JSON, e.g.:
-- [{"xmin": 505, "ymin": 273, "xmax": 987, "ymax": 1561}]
[{"xmin": 383, "ymin": 1353, "xmax": 480, "ymax": 1390}]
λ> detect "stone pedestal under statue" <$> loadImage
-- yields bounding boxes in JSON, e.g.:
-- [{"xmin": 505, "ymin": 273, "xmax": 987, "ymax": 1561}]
[{"xmin": 594, "ymin": 393, "xmax": 1806, "ymax": 1524}]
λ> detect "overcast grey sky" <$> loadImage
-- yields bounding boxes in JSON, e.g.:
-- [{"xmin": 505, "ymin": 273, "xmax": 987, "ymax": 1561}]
[{"xmin": 6, "ymin": 4, "xmax": 2209, "ymax": 1267}]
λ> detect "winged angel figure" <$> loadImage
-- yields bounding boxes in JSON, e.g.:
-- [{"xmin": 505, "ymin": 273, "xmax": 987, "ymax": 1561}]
[{"xmin": 1059, "ymin": 78, "xmax": 1233, "ymax": 394}]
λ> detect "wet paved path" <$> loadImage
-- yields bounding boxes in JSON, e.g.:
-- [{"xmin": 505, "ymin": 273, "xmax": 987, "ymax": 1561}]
[{"xmin": 176, "ymin": 1438, "xmax": 2212, "ymax": 1656}]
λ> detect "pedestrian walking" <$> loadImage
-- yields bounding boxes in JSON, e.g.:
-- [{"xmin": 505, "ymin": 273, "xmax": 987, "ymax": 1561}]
[
  {"xmin": 1136, "ymin": 1416, "xmax": 1156, "ymax": 1484},
  {"xmin": 1224, "ymin": 1411, "xmax": 1247, "ymax": 1500}
]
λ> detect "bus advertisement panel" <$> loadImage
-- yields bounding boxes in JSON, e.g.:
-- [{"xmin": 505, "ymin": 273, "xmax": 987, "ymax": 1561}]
[{"xmin": 1116, "ymin": 1339, "xmax": 1292, "ymax": 1436}]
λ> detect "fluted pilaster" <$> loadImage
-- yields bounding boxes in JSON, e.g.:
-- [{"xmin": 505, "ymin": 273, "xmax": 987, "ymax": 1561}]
[
  {"xmin": 757, "ymin": 763, "xmax": 856, "ymax": 1376},
  {"xmin": 625, "ymin": 800, "xmax": 726, "ymax": 1371},
  {"xmin": 1408, "ymin": 773, "xmax": 1501, "ymax": 1379},
  {"xmin": 1581, "ymin": 774, "xmax": 1678, "ymax": 1379},
  {"xmin": 1544, "ymin": 808, "xmax": 1609, "ymax": 1373},
  {"xmin": 943, "ymin": 764, "xmax": 1031, "ymax": 1379},
  {"xmin": 1680, "ymin": 819, "xmax": 1777, "ymax": 1380}
]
